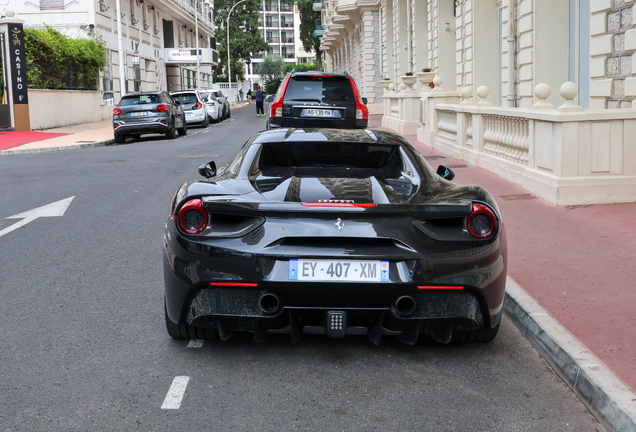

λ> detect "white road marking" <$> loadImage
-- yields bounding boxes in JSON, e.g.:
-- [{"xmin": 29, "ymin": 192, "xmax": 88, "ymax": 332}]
[
  {"xmin": 161, "ymin": 376, "xmax": 190, "ymax": 409},
  {"xmin": 187, "ymin": 339, "xmax": 204, "ymax": 348},
  {"xmin": 0, "ymin": 197, "xmax": 75, "ymax": 239}
]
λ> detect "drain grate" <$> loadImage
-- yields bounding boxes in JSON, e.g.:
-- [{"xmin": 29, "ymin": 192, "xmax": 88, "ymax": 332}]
[
  {"xmin": 179, "ymin": 154, "xmax": 221, "ymax": 158},
  {"xmin": 499, "ymin": 193, "xmax": 537, "ymax": 201},
  {"xmin": 100, "ymin": 160, "xmax": 132, "ymax": 164},
  {"xmin": 423, "ymin": 155, "xmax": 446, "ymax": 159},
  {"xmin": 445, "ymin": 164, "xmax": 469, "ymax": 168}
]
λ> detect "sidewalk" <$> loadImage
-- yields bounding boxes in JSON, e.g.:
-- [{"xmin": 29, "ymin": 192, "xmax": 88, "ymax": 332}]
[
  {"xmin": 1, "ymin": 112, "xmax": 635, "ymax": 430},
  {"xmin": 0, "ymin": 119, "xmax": 115, "ymax": 155}
]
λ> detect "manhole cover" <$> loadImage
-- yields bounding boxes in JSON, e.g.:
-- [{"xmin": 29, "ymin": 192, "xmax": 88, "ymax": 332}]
[
  {"xmin": 499, "ymin": 193, "xmax": 537, "ymax": 201},
  {"xmin": 423, "ymin": 155, "xmax": 446, "ymax": 159},
  {"xmin": 179, "ymin": 154, "xmax": 221, "ymax": 158},
  {"xmin": 446, "ymin": 164, "xmax": 469, "ymax": 168},
  {"xmin": 100, "ymin": 160, "xmax": 132, "ymax": 164}
]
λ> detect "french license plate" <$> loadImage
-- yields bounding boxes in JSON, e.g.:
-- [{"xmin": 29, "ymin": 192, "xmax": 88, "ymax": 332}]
[
  {"xmin": 130, "ymin": 111, "xmax": 148, "ymax": 117},
  {"xmin": 301, "ymin": 108, "xmax": 334, "ymax": 118},
  {"xmin": 289, "ymin": 259, "xmax": 389, "ymax": 282}
]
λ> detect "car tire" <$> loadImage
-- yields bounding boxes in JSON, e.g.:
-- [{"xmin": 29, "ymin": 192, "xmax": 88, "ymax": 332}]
[
  {"xmin": 114, "ymin": 134, "xmax": 126, "ymax": 144},
  {"xmin": 165, "ymin": 301, "xmax": 217, "ymax": 340},
  {"xmin": 165, "ymin": 120, "xmax": 176, "ymax": 139},
  {"xmin": 451, "ymin": 321, "xmax": 500, "ymax": 343},
  {"xmin": 201, "ymin": 116, "xmax": 209, "ymax": 128},
  {"xmin": 178, "ymin": 119, "xmax": 187, "ymax": 136},
  {"xmin": 212, "ymin": 112, "xmax": 220, "ymax": 123},
  {"xmin": 226, "ymin": 107, "xmax": 231, "ymax": 118}
]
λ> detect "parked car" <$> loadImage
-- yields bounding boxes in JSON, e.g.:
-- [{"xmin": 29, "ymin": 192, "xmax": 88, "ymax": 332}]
[
  {"xmin": 210, "ymin": 90, "xmax": 230, "ymax": 119},
  {"xmin": 113, "ymin": 91, "xmax": 186, "ymax": 144},
  {"xmin": 265, "ymin": 71, "xmax": 368, "ymax": 130},
  {"xmin": 170, "ymin": 90, "xmax": 209, "ymax": 127},
  {"xmin": 198, "ymin": 90, "xmax": 222, "ymax": 123},
  {"xmin": 163, "ymin": 128, "xmax": 507, "ymax": 344}
]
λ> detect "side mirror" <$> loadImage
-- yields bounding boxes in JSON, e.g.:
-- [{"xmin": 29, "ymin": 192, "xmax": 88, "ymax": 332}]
[
  {"xmin": 198, "ymin": 161, "xmax": 217, "ymax": 178},
  {"xmin": 361, "ymin": 97, "xmax": 368, "ymax": 105},
  {"xmin": 265, "ymin": 95, "xmax": 274, "ymax": 103},
  {"xmin": 174, "ymin": 100, "xmax": 181, "ymax": 106},
  {"xmin": 436, "ymin": 165, "xmax": 455, "ymax": 181}
]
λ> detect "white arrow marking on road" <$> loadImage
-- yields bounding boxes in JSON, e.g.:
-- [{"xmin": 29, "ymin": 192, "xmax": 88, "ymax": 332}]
[{"xmin": 0, "ymin": 196, "xmax": 75, "ymax": 239}]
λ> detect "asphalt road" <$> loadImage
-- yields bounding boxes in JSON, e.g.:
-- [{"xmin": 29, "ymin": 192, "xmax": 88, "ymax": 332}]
[{"xmin": 0, "ymin": 106, "xmax": 605, "ymax": 431}]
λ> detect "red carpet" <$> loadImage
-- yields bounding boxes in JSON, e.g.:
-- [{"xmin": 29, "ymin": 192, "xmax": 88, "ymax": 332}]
[{"xmin": 0, "ymin": 131, "xmax": 69, "ymax": 151}]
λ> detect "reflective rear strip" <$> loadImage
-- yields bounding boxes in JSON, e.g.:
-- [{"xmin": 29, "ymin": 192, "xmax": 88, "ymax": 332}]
[
  {"xmin": 209, "ymin": 282, "xmax": 258, "ymax": 287},
  {"xmin": 417, "ymin": 286, "xmax": 464, "ymax": 290},
  {"xmin": 301, "ymin": 203, "xmax": 376, "ymax": 208}
]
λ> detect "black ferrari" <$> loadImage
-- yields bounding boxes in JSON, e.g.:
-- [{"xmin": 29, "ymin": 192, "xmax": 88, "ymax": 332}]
[{"xmin": 163, "ymin": 128, "xmax": 507, "ymax": 345}]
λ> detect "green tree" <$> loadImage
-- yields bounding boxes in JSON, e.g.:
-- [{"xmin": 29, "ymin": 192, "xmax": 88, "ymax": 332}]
[
  {"xmin": 214, "ymin": 0, "xmax": 270, "ymax": 82},
  {"xmin": 296, "ymin": 0, "xmax": 322, "ymax": 70},
  {"xmin": 259, "ymin": 54, "xmax": 286, "ymax": 84}
]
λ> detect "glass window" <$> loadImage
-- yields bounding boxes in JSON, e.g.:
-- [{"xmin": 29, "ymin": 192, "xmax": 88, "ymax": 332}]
[
  {"xmin": 133, "ymin": 56, "xmax": 142, "ymax": 92},
  {"xmin": 260, "ymin": 142, "xmax": 401, "ymax": 170},
  {"xmin": 171, "ymin": 93, "xmax": 198, "ymax": 104},
  {"xmin": 284, "ymin": 76, "xmax": 355, "ymax": 104},
  {"xmin": 119, "ymin": 94, "xmax": 161, "ymax": 105}
]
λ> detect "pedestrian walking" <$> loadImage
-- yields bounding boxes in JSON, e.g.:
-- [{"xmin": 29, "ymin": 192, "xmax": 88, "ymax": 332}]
[
  {"xmin": 239, "ymin": 88, "xmax": 244, "ymax": 103},
  {"xmin": 247, "ymin": 89, "xmax": 252, "ymax": 104},
  {"xmin": 255, "ymin": 85, "xmax": 266, "ymax": 116}
]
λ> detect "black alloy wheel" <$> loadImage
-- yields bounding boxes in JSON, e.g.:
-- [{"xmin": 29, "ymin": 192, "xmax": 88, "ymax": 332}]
[
  {"xmin": 114, "ymin": 134, "xmax": 126, "ymax": 144},
  {"xmin": 165, "ymin": 119, "xmax": 176, "ymax": 139},
  {"xmin": 178, "ymin": 117, "xmax": 187, "ymax": 136},
  {"xmin": 201, "ymin": 116, "xmax": 209, "ymax": 128}
]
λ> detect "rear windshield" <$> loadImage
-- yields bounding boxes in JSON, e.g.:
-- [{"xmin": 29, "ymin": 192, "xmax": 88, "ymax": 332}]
[
  {"xmin": 172, "ymin": 93, "xmax": 198, "ymax": 104},
  {"xmin": 260, "ymin": 142, "xmax": 401, "ymax": 169},
  {"xmin": 119, "ymin": 94, "xmax": 161, "ymax": 105},
  {"xmin": 200, "ymin": 92, "xmax": 210, "ymax": 100},
  {"xmin": 284, "ymin": 77, "xmax": 355, "ymax": 104}
]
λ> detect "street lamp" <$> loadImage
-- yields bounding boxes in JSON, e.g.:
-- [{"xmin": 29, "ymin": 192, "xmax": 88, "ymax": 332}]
[{"xmin": 227, "ymin": 0, "xmax": 248, "ymax": 106}]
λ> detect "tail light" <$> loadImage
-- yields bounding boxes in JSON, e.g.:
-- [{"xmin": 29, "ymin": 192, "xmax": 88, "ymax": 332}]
[
  {"xmin": 196, "ymin": 102, "xmax": 203, "ymax": 110},
  {"xmin": 271, "ymin": 74, "xmax": 292, "ymax": 118},
  {"xmin": 467, "ymin": 203, "xmax": 496, "ymax": 239},
  {"xmin": 210, "ymin": 101, "xmax": 215, "ymax": 106},
  {"xmin": 113, "ymin": 108, "xmax": 121, "ymax": 115},
  {"xmin": 157, "ymin": 104, "xmax": 168, "ymax": 112},
  {"xmin": 177, "ymin": 199, "xmax": 208, "ymax": 235},
  {"xmin": 217, "ymin": 98, "xmax": 223, "ymax": 104},
  {"xmin": 348, "ymin": 76, "xmax": 368, "ymax": 120}
]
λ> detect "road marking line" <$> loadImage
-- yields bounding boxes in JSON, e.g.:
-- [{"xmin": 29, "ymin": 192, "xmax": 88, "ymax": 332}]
[
  {"xmin": 187, "ymin": 339, "xmax": 204, "ymax": 348},
  {"xmin": 161, "ymin": 376, "xmax": 190, "ymax": 409}
]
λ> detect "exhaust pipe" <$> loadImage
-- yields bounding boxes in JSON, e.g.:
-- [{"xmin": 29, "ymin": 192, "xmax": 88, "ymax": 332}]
[
  {"xmin": 395, "ymin": 295, "xmax": 416, "ymax": 316},
  {"xmin": 259, "ymin": 293, "xmax": 280, "ymax": 314}
]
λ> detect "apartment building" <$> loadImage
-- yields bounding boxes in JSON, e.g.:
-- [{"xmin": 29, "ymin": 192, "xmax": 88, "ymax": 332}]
[
  {"xmin": 244, "ymin": 0, "xmax": 312, "ymax": 87},
  {"xmin": 4, "ymin": 0, "xmax": 219, "ymax": 105}
]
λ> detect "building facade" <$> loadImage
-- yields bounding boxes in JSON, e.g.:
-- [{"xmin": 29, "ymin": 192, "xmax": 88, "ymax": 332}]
[
  {"xmin": 319, "ymin": 0, "xmax": 636, "ymax": 206},
  {"xmin": 3, "ymin": 0, "xmax": 219, "ymax": 105}
]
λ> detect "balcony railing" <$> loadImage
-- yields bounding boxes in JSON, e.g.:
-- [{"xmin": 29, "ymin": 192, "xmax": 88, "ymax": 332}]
[
  {"xmin": 281, "ymin": 5, "xmax": 293, "ymax": 12},
  {"xmin": 267, "ymin": 22, "xmax": 279, "ymax": 28},
  {"xmin": 283, "ymin": 37, "xmax": 294, "ymax": 43},
  {"xmin": 265, "ymin": 4, "xmax": 278, "ymax": 11},
  {"xmin": 168, "ymin": 0, "xmax": 213, "ymax": 30},
  {"xmin": 267, "ymin": 37, "xmax": 280, "ymax": 43},
  {"xmin": 252, "ymin": 53, "xmax": 264, "ymax": 59},
  {"xmin": 281, "ymin": 22, "xmax": 293, "ymax": 28},
  {"xmin": 284, "ymin": 53, "xmax": 294, "ymax": 58},
  {"xmin": 313, "ymin": 0, "xmax": 322, "ymax": 11}
]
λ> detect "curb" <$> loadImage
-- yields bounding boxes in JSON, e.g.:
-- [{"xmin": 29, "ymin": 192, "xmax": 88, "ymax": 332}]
[
  {"xmin": 230, "ymin": 103, "xmax": 249, "ymax": 110},
  {"xmin": 504, "ymin": 277, "xmax": 636, "ymax": 432},
  {"xmin": 0, "ymin": 138, "xmax": 116, "ymax": 156}
]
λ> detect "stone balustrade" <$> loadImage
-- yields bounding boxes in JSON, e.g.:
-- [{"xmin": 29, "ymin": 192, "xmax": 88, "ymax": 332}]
[{"xmin": 423, "ymin": 83, "xmax": 636, "ymax": 206}]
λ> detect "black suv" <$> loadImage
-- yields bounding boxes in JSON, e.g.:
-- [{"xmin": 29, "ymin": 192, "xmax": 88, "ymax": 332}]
[
  {"xmin": 266, "ymin": 72, "xmax": 368, "ymax": 130},
  {"xmin": 113, "ymin": 91, "xmax": 186, "ymax": 143}
]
